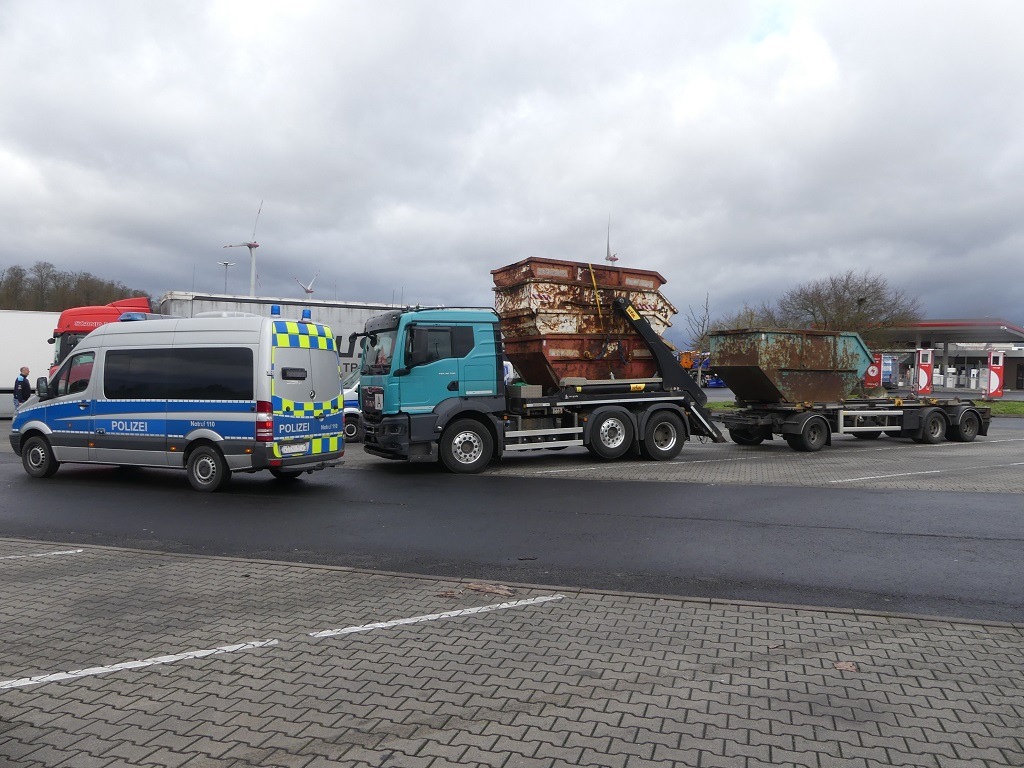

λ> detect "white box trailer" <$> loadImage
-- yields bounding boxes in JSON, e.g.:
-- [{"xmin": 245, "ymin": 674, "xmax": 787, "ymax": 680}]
[
  {"xmin": 1, "ymin": 310, "xmax": 61, "ymax": 419},
  {"xmin": 157, "ymin": 292, "xmax": 396, "ymax": 378}
]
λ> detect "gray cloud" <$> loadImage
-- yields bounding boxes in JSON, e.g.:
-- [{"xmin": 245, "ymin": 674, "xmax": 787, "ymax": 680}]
[{"xmin": 2, "ymin": 0, "xmax": 1022, "ymax": 341}]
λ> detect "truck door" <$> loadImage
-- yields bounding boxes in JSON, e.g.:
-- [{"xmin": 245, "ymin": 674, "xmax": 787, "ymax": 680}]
[{"xmin": 398, "ymin": 325, "xmax": 461, "ymax": 415}]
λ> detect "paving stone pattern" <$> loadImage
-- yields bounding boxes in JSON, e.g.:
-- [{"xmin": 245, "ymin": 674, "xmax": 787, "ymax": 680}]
[{"xmin": 2, "ymin": 539, "xmax": 1022, "ymax": 767}]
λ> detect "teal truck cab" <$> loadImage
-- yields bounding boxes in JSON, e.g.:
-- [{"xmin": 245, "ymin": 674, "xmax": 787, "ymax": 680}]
[{"xmin": 356, "ymin": 299, "xmax": 725, "ymax": 473}]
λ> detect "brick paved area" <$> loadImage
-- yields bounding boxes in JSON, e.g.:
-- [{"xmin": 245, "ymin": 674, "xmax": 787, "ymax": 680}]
[{"xmin": 2, "ymin": 539, "xmax": 1022, "ymax": 767}]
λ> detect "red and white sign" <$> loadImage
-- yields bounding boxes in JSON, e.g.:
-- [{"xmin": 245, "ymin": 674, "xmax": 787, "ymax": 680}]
[
  {"xmin": 987, "ymin": 351, "xmax": 1004, "ymax": 398},
  {"xmin": 864, "ymin": 353, "xmax": 883, "ymax": 389},
  {"xmin": 915, "ymin": 349, "xmax": 933, "ymax": 395}
]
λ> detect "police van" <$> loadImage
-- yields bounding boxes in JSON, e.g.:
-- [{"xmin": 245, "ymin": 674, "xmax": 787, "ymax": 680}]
[{"xmin": 9, "ymin": 308, "xmax": 345, "ymax": 492}]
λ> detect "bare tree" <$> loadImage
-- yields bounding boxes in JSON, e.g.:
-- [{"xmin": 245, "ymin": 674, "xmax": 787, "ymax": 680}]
[
  {"xmin": 0, "ymin": 261, "xmax": 150, "ymax": 311},
  {"xmin": 685, "ymin": 293, "xmax": 712, "ymax": 386},
  {"xmin": 713, "ymin": 271, "xmax": 922, "ymax": 336}
]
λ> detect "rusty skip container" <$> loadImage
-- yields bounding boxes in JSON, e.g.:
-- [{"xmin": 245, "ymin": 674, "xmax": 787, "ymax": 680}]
[
  {"xmin": 492, "ymin": 257, "xmax": 677, "ymax": 387},
  {"xmin": 709, "ymin": 329, "xmax": 873, "ymax": 404}
]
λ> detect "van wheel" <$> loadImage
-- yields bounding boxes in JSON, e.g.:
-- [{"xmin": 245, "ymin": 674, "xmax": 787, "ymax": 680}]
[
  {"xmin": 948, "ymin": 411, "xmax": 980, "ymax": 443},
  {"xmin": 343, "ymin": 415, "xmax": 364, "ymax": 443},
  {"xmin": 270, "ymin": 468, "xmax": 303, "ymax": 481},
  {"xmin": 642, "ymin": 412, "xmax": 684, "ymax": 460},
  {"xmin": 440, "ymin": 419, "xmax": 493, "ymax": 474},
  {"xmin": 22, "ymin": 435, "xmax": 60, "ymax": 478},
  {"xmin": 187, "ymin": 446, "xmax": 230, "ymax": 492},
  {"xmin": 587, "ymin": 411, "xmax": 634, "ymax": 460}
]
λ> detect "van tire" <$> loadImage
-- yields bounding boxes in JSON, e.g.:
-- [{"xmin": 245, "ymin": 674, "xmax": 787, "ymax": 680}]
[
  {"xmin": 344, "ymin": 415, "xmax": 364, "ymax": 443},
  {"xmin": 22, "ymin": 435, "xmax": 60, "ymax": 479},
  {"xmin": 270, "ymin": 468, "xmax": 303, "ymax": 481},
  {"xmin": 187, "ymin": 446, "xmax": 230, "ymax": 492}
]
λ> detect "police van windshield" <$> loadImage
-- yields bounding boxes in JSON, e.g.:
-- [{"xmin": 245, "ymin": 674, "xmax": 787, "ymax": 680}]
[{"xmin": 361, "ymin": 331, "xmax": 397, "ymax": 376}]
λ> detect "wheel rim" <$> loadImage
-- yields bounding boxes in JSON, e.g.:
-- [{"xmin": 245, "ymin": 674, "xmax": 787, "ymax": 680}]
[
  {"xmin": 927, "ymin": 416, "xmax": 944, "ymax": 439},
  {"xmin": 961, "ymin": 414, "xmax": 978, "ymax": 438},
  {"xmin": 194, "ymin": 455, "xmax": 217, "ymax": 484},
  {"xmin": 27, "ymin": 444, "xmax": 46, "ymax": 471},
  {"xmin": 452, "ymin": 431, "xmax": 483, "ymax": 464},
  {"xmin": 344, "ymin": 421, "xmax": 358, "ymax": 439},
  {"xmin": 599, "ymin": 418, "xmax": 627, "ymax": 449},
  {"xmin": 807, "ymin": 422, "xmax": 825, "ymax": 447},
  {"xmin": 652, "ymin": 421, "xmax": 678, "ymax": 450}
]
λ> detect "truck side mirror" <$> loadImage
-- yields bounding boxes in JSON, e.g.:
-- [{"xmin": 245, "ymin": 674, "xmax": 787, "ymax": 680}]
[{"xmin": 36, "ymin": 377, "xmax": 51, "ymax": 401}]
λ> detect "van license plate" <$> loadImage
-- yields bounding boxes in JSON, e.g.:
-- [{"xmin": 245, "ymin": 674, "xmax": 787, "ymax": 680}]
[{"xmin": 280, "ymin": 442, "xmax": 309, "ymax": 456}]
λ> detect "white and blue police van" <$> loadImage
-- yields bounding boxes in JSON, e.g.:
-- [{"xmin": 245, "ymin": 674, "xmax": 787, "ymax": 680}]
[{"xmin": 9, "ymin": 308, "xmax": 345, "ymax": 492}]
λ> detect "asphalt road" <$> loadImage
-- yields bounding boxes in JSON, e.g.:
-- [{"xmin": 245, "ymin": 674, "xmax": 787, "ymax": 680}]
[{"xmin": 2, "ymin": 418, "xmax": 1022, "ymax": 623}]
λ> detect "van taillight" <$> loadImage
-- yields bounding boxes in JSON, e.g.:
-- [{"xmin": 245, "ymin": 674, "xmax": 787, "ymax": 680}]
[{"xmin": 256, "ymin": 401, "xmax": 274, "ymax": 442}]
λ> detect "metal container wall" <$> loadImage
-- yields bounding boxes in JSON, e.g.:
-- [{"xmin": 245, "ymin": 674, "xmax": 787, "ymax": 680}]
[
  {"xmin": 709, "ymin": 329, "xmax": 873, "ymax": 403},
  {"xmin": 492, "ymin": 258, "xmax": 677, "ymax": 388}
]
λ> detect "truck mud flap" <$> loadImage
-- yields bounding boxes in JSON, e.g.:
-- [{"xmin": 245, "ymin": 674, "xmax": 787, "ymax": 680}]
[{"xmin": 690, "ymin": 402, "xmax": 727, "ymax": 443}]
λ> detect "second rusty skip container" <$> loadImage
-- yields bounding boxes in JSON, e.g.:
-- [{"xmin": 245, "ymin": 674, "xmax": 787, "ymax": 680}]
[
  {"xmin": 492, "ymin": 257, "xmax": 678, "ymax": 388},
  {"xmin": 709, "ymin": 328, "xmax": 873, "ymax": 404}
]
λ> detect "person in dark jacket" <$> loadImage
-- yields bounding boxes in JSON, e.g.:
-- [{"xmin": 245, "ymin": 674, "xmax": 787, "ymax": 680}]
[{"xmin": 13, "ymin": 366, "xmax": 31, "ymax": 408}]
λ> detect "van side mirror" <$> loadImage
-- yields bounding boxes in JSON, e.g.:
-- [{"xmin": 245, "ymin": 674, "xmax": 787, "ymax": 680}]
[{"xmin": 36, "ymin": 377, "xmax": 51, "ymax": 401}]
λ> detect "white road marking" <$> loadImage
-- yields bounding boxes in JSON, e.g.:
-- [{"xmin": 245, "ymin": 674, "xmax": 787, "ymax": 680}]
[
  {"xmin": 829, "ymin": 461, "xmax": 1024, "ymax": 483},
  {"xmin": 0, "ymin": 639, "xmax": 279, "ymax": 690},
  {"xmin": 0, "ymin": 549, "xmax": 84, "ymax": 561},
  {"xmin": 309, "ymin": 594, "xmax": 566, "ymax": 638}
]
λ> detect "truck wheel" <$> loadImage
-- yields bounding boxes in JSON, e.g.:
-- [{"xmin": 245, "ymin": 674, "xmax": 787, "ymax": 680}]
[
  {"xmin": 344, "ymin": 415, "xmax": 364, "ymax": 443},
  {"xmin": 642, "ymin": 412, "xmax": 684, "ymax": 460},
  {"xmin": 187, "ymin": 446, "xmax": 231, "ymax": 492},
  {"xmin": 440, "ymin": 419, "xmax": 493, "ymax": 474},
  {"xmin": 22, "ymin": 435, "xmax": 60, "ymax": 479},
  {"xmin": 948, "ymin": 411, "xmax": 980, "ymax": 443},
  {"xmin": 587, "ymin": 411, "xmax": 634, "ymax": 460},
  {"xmin": 729, "ymin": 428, "xmax": 764, "ymax": 446},
  {"xmin": 912, "ymin": 410, "xmax": 946, "ymax": 444},
  {"xmin": 788, "ymin": 417, "xmax": 828, "ymax": 452}
]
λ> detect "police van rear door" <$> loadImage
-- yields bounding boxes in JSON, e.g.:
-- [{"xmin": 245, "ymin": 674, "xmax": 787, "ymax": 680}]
[{"xmin": 270, "ymin": 320, "xmax": 344, "ymax": 461}]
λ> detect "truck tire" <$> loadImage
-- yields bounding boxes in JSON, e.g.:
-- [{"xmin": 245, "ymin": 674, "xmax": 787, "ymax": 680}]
[
  {"xmin": 586, "ymin": 411, "xmax": 634, "ymax": 460},
  {"xmin": 948, "ymin": 411, "xmax": 980, "ymax": 443},
  {"xmin": 729, "ymin": 428, "xmax": 764, "ymax": 446},
  {"xmin": 912, "ymin": 410, "xmax": 946, "ymax": 444},
  {"xmin": 786, "ymin": 416, "xmax": 828, "ymax": 452},
  {"xmin": 344, "ymin": 415, "xmax": 364, "ymax": 443},
  {"xmin": 440, "ymin": 419, "xmax": 493, "ymax": 474},
  {"xmin": 22, "ymin": 435, "xmax": 60, "ymax": 479},
  {"xmin": 187, "ymin": 445, "xmax": 231, "ymax": 492},
  {"xmin": 642, "ymin": 412, "xmax": 684, "ymax": 460}
]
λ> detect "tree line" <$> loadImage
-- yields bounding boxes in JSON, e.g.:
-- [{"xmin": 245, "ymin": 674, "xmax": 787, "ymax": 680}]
[{"xmin": 0, "ymin": 262, "xmax": 150, "ymax": 312}]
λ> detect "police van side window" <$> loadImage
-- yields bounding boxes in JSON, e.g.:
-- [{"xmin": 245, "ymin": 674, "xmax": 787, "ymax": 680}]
[
  {"xmin": 103, "ymin": 348, "xmax": 254, "ymax": 400},
  {"xmin": 55, "ymin": 352, "xmax": 95, "ymax": 397}
]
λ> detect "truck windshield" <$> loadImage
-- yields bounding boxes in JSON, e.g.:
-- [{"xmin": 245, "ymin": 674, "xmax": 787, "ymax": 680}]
[
  {"xmin": 361, "ymin": 330, "xmax": 398, "ymax": 376},
  {"xmin": 53, "ymin": 333, "xmax": 89, "ymax": 369}
]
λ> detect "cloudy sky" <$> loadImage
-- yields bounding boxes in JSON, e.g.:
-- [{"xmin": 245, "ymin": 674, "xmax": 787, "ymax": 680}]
[{"xmin": 2, "ymin": 1, "xmax": 1022, "ymax": 343}]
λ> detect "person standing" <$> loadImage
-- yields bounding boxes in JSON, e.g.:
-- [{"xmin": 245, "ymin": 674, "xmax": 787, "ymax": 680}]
[{"xmin": 13, "ymin": 366, "xmax": 31, "ymax": 409}]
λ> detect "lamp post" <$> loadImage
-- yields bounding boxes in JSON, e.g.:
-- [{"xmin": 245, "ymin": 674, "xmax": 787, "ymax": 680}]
[{"xmin": 217, "ymin": 261, "xmax": 235, "ymax": 293}]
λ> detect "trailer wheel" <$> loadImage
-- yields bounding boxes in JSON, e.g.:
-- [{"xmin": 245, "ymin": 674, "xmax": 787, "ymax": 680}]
[
  {"xmin": 642, "ymin": 412, "xmax": 684, "ymax": 460},
  {"xmin": 343, "ymin": 415, "xmax": 364, "ymax": 443},
  {"xmin": 948, "ymin": 411, "xmax": 980, "ymax": 443},
  {"xmin": 440, "ymin": 419, "xmax": 493, "ymax": 474},
  {"xmin": 587, "ymin": 411, "xmax": 634, "ymax": 460},
  {"xmin": 912, "ymin": 410, "xmax": 946, "ymax": 444},
  {"xmin": 729, "ymin": 428, "xmax": 764, "ymax": 446},
  {"xmin": 787, "ymin": 417, "xmax": 828, "ymax": 452},
  {"xmin": 22, "ymin": 435, "xmax": 60, "ymax": 479},
  {"xmin": 187, "ymin": 445, "xmax": 231, "ymax": 492}
]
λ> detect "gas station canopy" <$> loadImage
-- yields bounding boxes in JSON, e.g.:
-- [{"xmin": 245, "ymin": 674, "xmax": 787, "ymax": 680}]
[{"xmin": 870, "ymin": 319, "xmax": 1024, "ymax": 347}]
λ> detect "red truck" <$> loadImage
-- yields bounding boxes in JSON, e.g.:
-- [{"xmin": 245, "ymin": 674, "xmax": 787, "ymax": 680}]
[{"xmin": 48, "ymin": 297, "xmax": 152, "ymax": 374}]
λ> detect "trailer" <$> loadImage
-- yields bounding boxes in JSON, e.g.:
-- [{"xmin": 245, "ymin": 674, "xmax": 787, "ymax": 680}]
[
  {"xmin": 1, "ymin": 310, "xmax": 61, "ymax": 419},
  {"xmin": 710, "ymin": 328, "xmax": 991, "ymax": 450}
]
